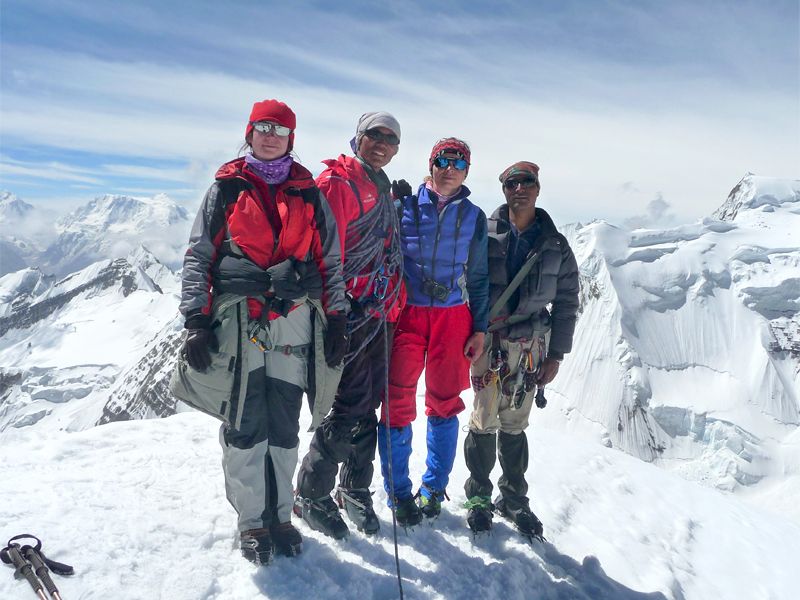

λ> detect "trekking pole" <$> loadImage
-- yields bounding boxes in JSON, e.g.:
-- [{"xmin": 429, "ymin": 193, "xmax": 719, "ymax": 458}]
[
  {"xmin": 23, "ymin": 546, "xmax": 64, "ymax": 600},
  {"xmin": 0, "ymin": 542, "xmax": 47, "ymax": 600},
  {"xmin": 382, "ymin": 317, "xmax": 405, "ymax": 600}
]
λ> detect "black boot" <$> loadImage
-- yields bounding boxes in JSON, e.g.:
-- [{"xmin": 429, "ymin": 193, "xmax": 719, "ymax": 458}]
[
  {"xmin": 496, "ymin": 430, "xmax": 543, "ymax": 538},
  {"xmin": 464, "ymin": 496, "xmax": 493, "ymax": 534},
  {"xmin": 270, "ymin": 521, "xmax": 303, "ymax": 557},
  {"xmin": 293, "ymin": 495, "xmax": 350, "ymax": 540},
  {"xmin": 494, "ymin": 496, "xmax": 544, "ymax": 538},
  {"xmin": 394, "ymin": 496, "xmax": 423, "ymax": 527},
  {"xmin": 336, "ymin": 487, "xmax": 380, "ymax": 535},
  {"xmin": 240, "ymin": 528, "xmax": 274, "ymax": 565}
]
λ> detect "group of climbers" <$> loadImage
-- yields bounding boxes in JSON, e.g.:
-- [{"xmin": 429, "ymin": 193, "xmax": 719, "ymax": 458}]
[{"xmin": 172, "ymin": 98, "xmax": 580, "ymax": 566}]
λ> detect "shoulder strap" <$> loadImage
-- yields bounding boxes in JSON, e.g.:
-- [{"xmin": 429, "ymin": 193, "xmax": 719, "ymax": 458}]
[
  {"xmin": 487, "ymin": 234, "xmax": 550, "ymax": 325},
  {"xmin": 347, "ymin": 180, "xmax": 365, "ymax": 217}
]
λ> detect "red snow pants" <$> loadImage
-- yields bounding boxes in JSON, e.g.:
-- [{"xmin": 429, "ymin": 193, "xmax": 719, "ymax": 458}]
[{"xmin": 382, "ymin": 303, "xmax": 473, "ymax": 427}]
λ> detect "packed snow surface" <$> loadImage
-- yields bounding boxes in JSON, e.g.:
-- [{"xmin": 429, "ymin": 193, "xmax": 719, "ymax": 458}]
[{"xmin": 2, "ymin": 407, "xmax": 798, "ymax": 600}]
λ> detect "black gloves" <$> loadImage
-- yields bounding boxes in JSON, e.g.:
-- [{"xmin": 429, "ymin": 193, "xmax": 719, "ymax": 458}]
[
  {"xmin": 293, "ymin": 260, "xmax": 323, "ymax": 299},
  {"xmin": 391, "ymin": 179, "xmax": 412, "ymax": 200},
  {"xmin": 213, "ymin": 255, "xmax": 323, "ymax": 300},
  {"xmin": 183, "ymin": 328, "xmax": 218, "ymax": 372},
  {"xmin": 323, "ymin": 313, "xmax": 349, "ymax": 367}
]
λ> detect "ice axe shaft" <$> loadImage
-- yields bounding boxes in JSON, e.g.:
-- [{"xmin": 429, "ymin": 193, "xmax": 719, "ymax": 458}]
[{"xmin": 1, "ymin": 543, "xmax": 47, "ymax": 600}]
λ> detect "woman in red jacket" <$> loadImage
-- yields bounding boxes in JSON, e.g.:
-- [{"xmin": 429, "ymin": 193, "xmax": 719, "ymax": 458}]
[{"xmin": 178, "ymin": 99, "xmax": 347, "ymax": 565}]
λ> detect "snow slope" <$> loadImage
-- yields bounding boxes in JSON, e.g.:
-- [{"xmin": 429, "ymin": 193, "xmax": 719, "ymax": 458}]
[
  {"xmin": 0, "ymin": 248, "xmax": 180, "ymax": 432},
  {"xmin": 1, "ymin": 407, "xmax": 797, "ymax": 600},
  {"xmin": 548, "ymin": 175, "xmax": 800, "ymax": 505}
]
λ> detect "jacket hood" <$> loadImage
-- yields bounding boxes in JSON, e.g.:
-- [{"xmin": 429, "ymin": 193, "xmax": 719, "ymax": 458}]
[
  {"xmin": 215, "ymin": 156, "xmax": 315, "ymax": 188},
  {"xmin": 320, "ymin": 154, "xmax": 369, "ymax": 184}
]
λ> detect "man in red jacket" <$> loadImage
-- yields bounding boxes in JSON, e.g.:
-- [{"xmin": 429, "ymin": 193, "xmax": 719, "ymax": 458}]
[{"xmin": 295, "ymin": 112, "xmax": 405, "ymax": 539}]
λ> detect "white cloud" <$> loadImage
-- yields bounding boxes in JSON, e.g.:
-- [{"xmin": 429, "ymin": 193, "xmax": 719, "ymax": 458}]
[{"xmin": 1, "ymin": 2, "xmax": 797, "ymax": 227}]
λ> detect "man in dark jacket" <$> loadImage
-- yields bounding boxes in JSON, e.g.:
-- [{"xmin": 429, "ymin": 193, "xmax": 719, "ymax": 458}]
[{"xmin": 462, "ymin": 161, "xmax": 579, "ymax": 539}]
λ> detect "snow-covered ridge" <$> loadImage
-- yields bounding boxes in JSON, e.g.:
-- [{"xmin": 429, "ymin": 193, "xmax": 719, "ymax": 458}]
[
  {"xmin": 713, "ymin": 174, "xmax": 800, "ymax": 221},
  {"xmin": 0, "ymin": 191, "xmax": 192, "ymax": 276},
  {"xmin": 552, "ymin": 174, "xmax": 800, "ymax": 496},
  {"xmin": 58, "ymin": 192, "xmax": 190, "ymax": 233}
]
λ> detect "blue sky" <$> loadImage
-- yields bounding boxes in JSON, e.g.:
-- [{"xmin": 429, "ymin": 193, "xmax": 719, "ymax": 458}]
[{"xmin": 1, "ymin": 0, "xmax": 797, "ymax": 226}]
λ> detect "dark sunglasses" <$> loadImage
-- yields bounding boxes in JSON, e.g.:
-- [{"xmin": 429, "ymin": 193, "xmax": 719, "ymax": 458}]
[
  {"xmin": 503, "ymin": 176, "xmax": 538, "ymax": 190},
  {"xmin": 433, "ymin": 156, "xmax": 468, "ymax": 171},
  {"xmin": 252, "ymin": 121, "xmax": 292, "ymax": 136},
  {"xmin": 364, "ymin": 129, "xmax": 400, "ymax": 145}
]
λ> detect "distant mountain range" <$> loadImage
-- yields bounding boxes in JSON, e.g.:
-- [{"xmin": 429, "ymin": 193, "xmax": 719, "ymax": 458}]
[{"xmin": 0, "ymin": 191, "xmax": 190, "ymax": 277}]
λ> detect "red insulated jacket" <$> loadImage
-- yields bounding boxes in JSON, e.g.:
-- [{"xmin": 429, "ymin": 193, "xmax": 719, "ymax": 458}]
[
  {"xmin": 316, "ymin": 154, "xmax": 404, "ymax": 322},
  {"xmin": 180, "ymin": 157, "xmax": 347, "ymax": 324}
]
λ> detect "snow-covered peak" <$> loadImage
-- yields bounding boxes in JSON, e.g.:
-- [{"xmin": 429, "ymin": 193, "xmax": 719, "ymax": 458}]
[
  {"xmin": 39, "ymin": 193, "xmax": 191, "ymax": 276},
  {"xmin": 0, "ymin": 190, "xmax": 34, "ymax": 222},
  {"xmin": 712, "ymin": 174, "xmax": 800, "ymax": 222},
  {"xmin": 0, "ymin": 268, "xmax": 53, "ymax": 318},
  {"xmin": 125, "ymin": 245, "xmax": 180, "ymax": 294},
  {"xmin": 58, "ymin": 193, "xmax": 190, "ymax": 234}
]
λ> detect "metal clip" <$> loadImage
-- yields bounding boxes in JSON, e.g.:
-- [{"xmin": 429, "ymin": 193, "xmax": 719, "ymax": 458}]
[{"xmin": 373, "ymin": 265, "xmax": 389, "ymax": 300}]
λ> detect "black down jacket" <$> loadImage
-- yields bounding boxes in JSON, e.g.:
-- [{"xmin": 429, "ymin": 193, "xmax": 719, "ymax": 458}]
[{"xmin": 486, "ymin": 205, "xmax": 580, "ymax": 358}]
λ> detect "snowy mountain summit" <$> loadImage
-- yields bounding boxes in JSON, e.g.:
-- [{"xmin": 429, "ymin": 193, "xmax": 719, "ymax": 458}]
[
  {"xmin": 0, "ymin": 190, "xmax": 35, "ymax": 222},
  {"xmin": 0, "ymin": 191, "xmax": 50, "ymax": 276},
  {"xmin": 41, "ymin": 193, "xmax": 191, "ymax": 276},
  {"xmin": 713, "ymin": 173, "xmax": 800, "ymax": 221},
  {"xmin": 0, "ymin": 191, "xmax": 192, "ymax": 276},
  {"xmin": 58, "ymin": 192, "xmax": 189, "ymax": 232},
  {"xmin": 552, "ymin": 174, "xmax": 800, "ymax": 501}
]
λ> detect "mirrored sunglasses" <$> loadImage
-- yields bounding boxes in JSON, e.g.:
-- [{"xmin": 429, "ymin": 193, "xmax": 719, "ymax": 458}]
[
  {"xmin": 364, "ymin": 128, "xmax": 400, "ymax": 145},
  {"xmin": 252, "ymin": 121, "xmax": 292, "ymax": 137},
  {"xmin": 433, "ymin": 156, "xmax": 468, "ymax": 171},
  {"xmin": 503, "ymin": 176, "xmax": 538, "ymax": 190}
]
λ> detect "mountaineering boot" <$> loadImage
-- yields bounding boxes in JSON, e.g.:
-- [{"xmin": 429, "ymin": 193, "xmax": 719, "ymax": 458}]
[
  {"xmin": 464, "ymin": 496, "xmax": 493, "ymax": 535},
  {"xmin": 270, "ymin": 521, "xmax": 303, "ymax": 557},
  {"xmin": 336, "ymin": 487, "xmax": 380, "ymax": 535},
  {"xmin": 240, "ymin": 528, "xmax": 274, "ymax": 565},
  {"xmin": 416, "ymin": 484, "xmax": 447, "ymax": 520},
  {"xmin": 394, "ymin": 496, "xmax": 423, "ymax": 528},
  {"xmin": 293, "ymin": 495, "xmax": 350, "ymax": 540},
  {"xmin": 494, "ymin": 495, "xmax": 544, "ymax": 539}
]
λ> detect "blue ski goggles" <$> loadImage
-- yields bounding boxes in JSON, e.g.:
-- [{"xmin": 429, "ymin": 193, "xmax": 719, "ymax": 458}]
[{"xmin": 432, "ymin": 156, "xmax": 468, "ymax": 171}]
